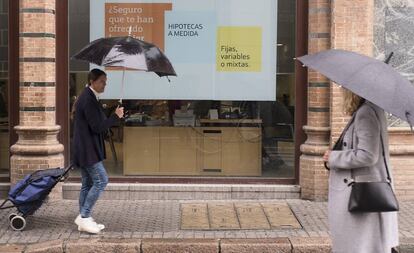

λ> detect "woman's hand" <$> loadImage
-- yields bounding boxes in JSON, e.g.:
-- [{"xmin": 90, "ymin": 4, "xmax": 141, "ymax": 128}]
[
  {"xmin": 323, "ymin": 150, "xmax": 331, "ymax": 162},
  {"xmin": 115, "ymin": 106, "xmax": 124, "ymax": 118}
]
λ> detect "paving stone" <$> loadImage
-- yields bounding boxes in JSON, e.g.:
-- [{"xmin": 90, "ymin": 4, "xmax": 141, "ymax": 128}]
[
  {"xmin": 65, "ymin": 239, "xmax": 140, "ymax": 253},
  {"xmin": 161, "ymin": 231, "xmax": 177, "ymax": 238},
  {"xmin": 142, "ymin": 239, "xmax": 218, "ymax": 253},
  {"xmin": 401, "ymin": 238, "xmax": 414, "ymax": 253},
  {"xmin": 0, "ymin": 244, "xmax": 25, "ymax": 253},
  {"xmin": 203, "ymin": 231, "xmax": 216, "ymax": 239},
  {"xmin": 209, "ymin": 203, "xmax": 240, "ymax": 230},
  {"xmin": 194, "ymin": 232, "xmax": 205, "ymax": 238},
  {"xmin": 152, "ymin": 232, "xmax": 163, "ymax": 238},
  {"xmin": 290, "ymin": 237, "xmax": 332, "ymax": 253},
  {"xmin": 181, "ymin": 231, "xmax": 194, "ymax": 239},
  {"xmin": 235, "ymin": 203, "xmax": 270, "ymax": 230},
  {"xmin": 25, "ymin": 240, "xmax": 64, "ymax": 253},
  {"xmin": 254, "ymin": 231, "xmax": 268, "ymax": 238},
  {"xmin": 122, "ymin": 231, "xmax": 132, "ymax": 238},
  {"xmin": 0, "ymin": 233, "xmax": 11, "ymax": 244},
  {"xmin": 132, "ymin": 232, "xmax": 143, "ymax": 238},
  {"xmin": 142, "ymin": 232, "xmax": 154, "ymax": 238},
  {"xmin": 221, "ymin": 238, "xmax": 291, "ymax": 253},
  {"xmin": 262, "ymin": 203, "xmax": 302, "ymax": 229},
  {"xmin": 245, "ymin": 231, "xmax": 258, "ymax": 238},
  {"xmin": 180, "ymin": 203, "xmax": 209, "ymax": 230}
]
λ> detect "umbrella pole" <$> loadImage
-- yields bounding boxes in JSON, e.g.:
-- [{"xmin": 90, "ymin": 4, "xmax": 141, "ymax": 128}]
[{"xmin": 119, "ymin": 68, "xmax": 125, "ymax": 105}]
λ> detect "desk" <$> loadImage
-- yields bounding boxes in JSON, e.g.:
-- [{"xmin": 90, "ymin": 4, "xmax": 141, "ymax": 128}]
[{"xmin": 123, "ymin": 126, "xmax": 261, "ymax": 176}]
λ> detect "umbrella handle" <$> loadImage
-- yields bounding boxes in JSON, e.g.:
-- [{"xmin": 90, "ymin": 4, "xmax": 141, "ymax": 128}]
[
  {"xmin": 384, "ymin": 52, "xmax": 394, "ymax": 64},
  {"xmin": 405, "ymin": 111, "xmax": 413, "ymax": 132}
]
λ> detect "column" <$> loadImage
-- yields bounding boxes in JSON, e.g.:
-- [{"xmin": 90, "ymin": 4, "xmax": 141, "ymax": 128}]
[
  {"xmin": 10, "ymin": 0, "xmax": 63, "ymax": 198},
  {"xmin": 299, "ymin": 0, "xmax": 332, "ymax": 201}
]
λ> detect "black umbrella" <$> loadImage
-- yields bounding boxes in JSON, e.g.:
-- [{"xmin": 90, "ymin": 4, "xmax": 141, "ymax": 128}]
[
  {"xmin": 298, "ymin": 49, "xmax": 414, "ymax": 129},
  {"xmin": 72, "ymin": 35, "xmax": 176, "ymax": 102},
  {"xmin": 72, "ymin": 36, "xmax": 176, "ymax": 77}
]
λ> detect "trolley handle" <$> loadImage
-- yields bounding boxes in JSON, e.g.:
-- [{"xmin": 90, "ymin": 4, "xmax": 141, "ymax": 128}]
[{"xmin": 60, "ymin": 164, "xmax": 75, "ymax": 181}]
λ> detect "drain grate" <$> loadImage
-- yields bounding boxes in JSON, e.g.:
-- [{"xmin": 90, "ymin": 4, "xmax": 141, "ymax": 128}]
[{"xmin": 180, "ymin": 202, "xmax": 302, "ymax": 230}]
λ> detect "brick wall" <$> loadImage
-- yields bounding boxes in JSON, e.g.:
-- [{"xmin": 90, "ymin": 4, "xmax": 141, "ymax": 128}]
[
  {"xmin": 299, "ymin": 0, "xmax": 331, "ymax": 201},
  {"xmin": 10, "ymin": 0, "xmax": 63, "ymax": 199},
  {"xmin": 330, "ymin": 0, "xmax": 374, "ymax": 143}
]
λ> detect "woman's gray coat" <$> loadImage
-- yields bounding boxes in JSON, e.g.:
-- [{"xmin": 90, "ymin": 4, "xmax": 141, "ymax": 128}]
[{"xmin": 327, "ymin": 101, "xmax": 399, "ymax": 253}]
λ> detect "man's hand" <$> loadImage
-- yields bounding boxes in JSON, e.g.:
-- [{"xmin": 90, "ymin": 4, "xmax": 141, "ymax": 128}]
[
  {"xmin": 115, "ymin": 106, "xmax": 124, "ymax": 118},
  {"xmin": 323, "ymin": 150, "xmax": 331, "ymax": 162}
]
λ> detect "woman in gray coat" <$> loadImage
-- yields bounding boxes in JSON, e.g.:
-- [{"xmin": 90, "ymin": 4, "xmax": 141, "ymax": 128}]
[{"xmin": 323, "ymin": 89, "xmax": 399, "ymax": 253}]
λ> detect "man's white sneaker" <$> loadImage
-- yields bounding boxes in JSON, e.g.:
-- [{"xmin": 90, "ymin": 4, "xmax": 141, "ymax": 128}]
[
  {"xmin": 91, "ymin": 217, "xmax": 105, "ymax": 230},
  {"xmin": 74, "ymin": 214, "xmax": 82, "ymax": 226},
  {"xmin": 75, "ymin": 216, "xmax": 101, "ymax": 234},
  {"xmin": 75, "ymin": 215, "xmax": 104, "ymax": 230}
]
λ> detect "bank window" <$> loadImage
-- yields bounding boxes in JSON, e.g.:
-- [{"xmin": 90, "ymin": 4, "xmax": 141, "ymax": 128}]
[
  {"xmin": 0, "ymin": 0, "xmax": 9, "ymax": 179},
  {"xmin": 69, "ymin": 0, "xmax": 296, "ymax": 178}
]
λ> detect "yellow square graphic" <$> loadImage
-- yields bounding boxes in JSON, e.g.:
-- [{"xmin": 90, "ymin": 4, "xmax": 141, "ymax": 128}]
[{"xmin": 216, "ymin": 27, "xmax": 262, "ymax": 72}]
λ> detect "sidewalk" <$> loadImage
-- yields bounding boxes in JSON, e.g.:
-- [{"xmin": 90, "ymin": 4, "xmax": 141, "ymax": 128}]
[{"xmin": 0, "ymin": 199, "xmax": 413, "ymax": 252}]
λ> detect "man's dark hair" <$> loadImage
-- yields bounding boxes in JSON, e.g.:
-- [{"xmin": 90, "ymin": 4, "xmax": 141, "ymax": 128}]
[
  {"xmin": 71, "ymin": 69, "xmax": 107, "ymax": 120},
  {"xmin": 88, "ymin": 68, "xmax": 106, "ymax": 86}
]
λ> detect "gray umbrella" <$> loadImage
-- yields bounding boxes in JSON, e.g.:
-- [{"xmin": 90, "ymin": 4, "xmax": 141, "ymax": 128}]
[{"xmin": 298, "ymin": 49, "xmax": 414, "ymax": 128}]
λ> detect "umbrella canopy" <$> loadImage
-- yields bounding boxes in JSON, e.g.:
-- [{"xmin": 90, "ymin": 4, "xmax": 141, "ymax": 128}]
[
  {"xmin": 298, "ymin": 49, "xmax": 414, "ymax": 127},
  {"xmin": 72, "ymin": 36, "xmax": 176, "ymax": 77}
]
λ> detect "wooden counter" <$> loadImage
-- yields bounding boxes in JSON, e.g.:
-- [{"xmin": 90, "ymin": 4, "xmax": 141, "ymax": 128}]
[{"xmin": 123, "ymin": 127, "xmax": 261, "ymax": 176}]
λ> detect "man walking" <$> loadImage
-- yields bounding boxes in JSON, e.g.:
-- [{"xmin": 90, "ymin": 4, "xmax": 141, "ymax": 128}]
[{"xmin": 72, "ymin": 69, "xmax": 124, "ymax": 233}]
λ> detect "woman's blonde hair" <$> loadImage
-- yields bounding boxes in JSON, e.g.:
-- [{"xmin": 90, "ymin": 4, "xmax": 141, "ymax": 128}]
[{"xmin": 343, "ymin": 88, "xmax": 364, "ymax": 115}]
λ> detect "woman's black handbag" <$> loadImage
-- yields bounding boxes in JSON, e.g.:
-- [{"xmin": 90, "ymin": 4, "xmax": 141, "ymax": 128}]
[
  {"xmin": 348, "ymin": 108, "xmax": 399, "ymax": 213},
  {"xmin": 348, "ymin": 181, "xmax": 399, "ymax": 212}
]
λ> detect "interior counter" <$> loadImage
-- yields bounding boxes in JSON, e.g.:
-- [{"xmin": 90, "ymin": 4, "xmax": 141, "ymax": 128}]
[{"xmin": 123, "ymin": 126, "xmax": 262, "ymax": 176}]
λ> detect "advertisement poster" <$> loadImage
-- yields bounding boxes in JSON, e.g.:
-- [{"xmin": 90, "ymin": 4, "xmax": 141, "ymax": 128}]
[{"xmin": 90, "ymin": 0, "xmax": 277, "ymax": 101}]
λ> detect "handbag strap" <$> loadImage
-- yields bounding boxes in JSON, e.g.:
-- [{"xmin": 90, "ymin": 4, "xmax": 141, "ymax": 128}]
[
  {"xmin": 334, "ymin": 112, "xmax": 357, "ymax": 150},
  {"xmin": 324, "ymin": 111, "xmax": 357, "ymax": 170},
  {"xmin": 350, "ymin": 104, "xmax": 392, "ymax": 183},
  {"xmin": 370, "ymin": 107, "xmax": 392, "ymax": 183}
]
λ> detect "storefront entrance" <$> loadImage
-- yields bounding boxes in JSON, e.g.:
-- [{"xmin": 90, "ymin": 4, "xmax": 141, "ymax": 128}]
[{"xmin": 4, "ymin": 0, "xmax": 308, "ymax": 185}]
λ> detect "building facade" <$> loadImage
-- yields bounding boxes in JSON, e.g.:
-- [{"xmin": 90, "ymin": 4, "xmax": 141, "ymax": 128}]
[{"xmin": 1, "ymin": 0, "xmax": 413, "ymax": 201}]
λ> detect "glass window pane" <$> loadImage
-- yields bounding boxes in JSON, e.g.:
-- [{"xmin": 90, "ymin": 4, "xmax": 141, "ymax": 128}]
[{"xmin": 69, "ymin": 0, "xmax": 296, "ymax": 179}]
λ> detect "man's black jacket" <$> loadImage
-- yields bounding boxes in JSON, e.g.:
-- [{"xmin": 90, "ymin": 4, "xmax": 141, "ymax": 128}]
[{"xmin": 72, "ymin": 87, "xmax": 118, "ymax": 168}]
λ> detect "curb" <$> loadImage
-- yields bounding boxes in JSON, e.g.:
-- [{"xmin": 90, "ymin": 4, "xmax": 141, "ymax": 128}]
[
  {"xmin": 0, "ymin": 237, "xmax": 331, "ymax": 253},
  {"xmin": 0, "ymin": 237, "xmax": 413, "ymax": 253}
]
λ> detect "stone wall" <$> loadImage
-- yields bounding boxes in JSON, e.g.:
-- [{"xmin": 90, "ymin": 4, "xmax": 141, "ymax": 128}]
[{"xmin": 374, "ymin": 0, "xmax": 414, "ymax": 200}]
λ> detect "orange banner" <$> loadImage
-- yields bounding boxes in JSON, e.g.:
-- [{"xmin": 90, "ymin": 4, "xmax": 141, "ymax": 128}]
[{"xmin": 105, "ymin": 3, "xmax": 173, "ymax": 51}]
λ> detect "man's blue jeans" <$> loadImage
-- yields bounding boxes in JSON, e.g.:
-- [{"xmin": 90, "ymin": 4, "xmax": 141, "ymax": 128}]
[{"xmin": 79, "ymin": 161, "xmax": 108, "ymax": 218}]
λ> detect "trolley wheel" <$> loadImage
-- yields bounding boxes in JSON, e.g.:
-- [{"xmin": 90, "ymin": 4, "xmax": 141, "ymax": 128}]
[
  {"xmin": 8, "ymin": 213, "xmax": 17, "ymax": 222},
  {"xmin": 10, "ymin": 216, "xmax": 26, "ymax": 231}
]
